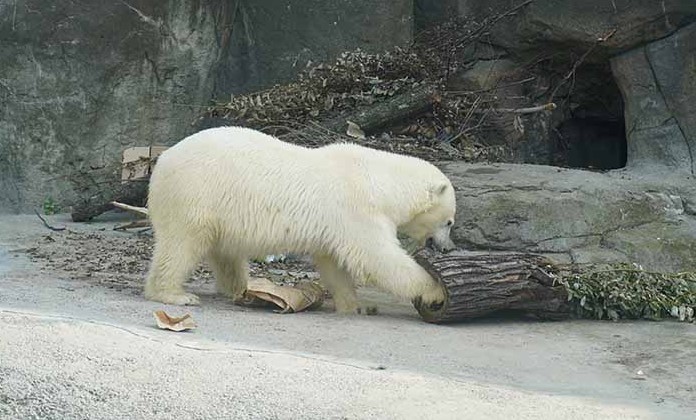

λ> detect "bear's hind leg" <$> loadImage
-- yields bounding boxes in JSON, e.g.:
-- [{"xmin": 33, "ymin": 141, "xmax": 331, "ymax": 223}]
[
  {"xmin": 314, "ymin": 255, "xmax": 358, "ymax": 313},
  {"xmin": 209, "ymin": 250, "xmax": 249, "ymax": 301},
  {"xmin": 144, "ymin": 235, "xmax": 205, "ymax": 306}
]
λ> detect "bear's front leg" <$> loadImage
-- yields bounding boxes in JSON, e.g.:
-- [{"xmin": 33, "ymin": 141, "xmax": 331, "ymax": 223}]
[
  {"xmin": 209, "ymin": 251, "xmax": 249, "ymax": 301},
  {"xmin": 313, "ymin": 254, "xmax": 359, "ymax": 314},
  {"xmin": 144, "ymin": 239, "xmax": 202, "ymax": 306},
  {"xmin": 348, "ymin": 238, "xmax": 445, "ymax": 307}
]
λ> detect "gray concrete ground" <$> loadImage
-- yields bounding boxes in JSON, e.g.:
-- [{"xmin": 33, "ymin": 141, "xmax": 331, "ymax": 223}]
[{"xmin": 0, "ymin": 214, "xmax": 695, "ymax": 419}]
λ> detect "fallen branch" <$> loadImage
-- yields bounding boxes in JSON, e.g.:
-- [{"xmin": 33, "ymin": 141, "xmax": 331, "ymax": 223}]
[
  {"xmin": 464, "ymin": 102, "xmax": 557, "ymax": 114},
  {"xmin": 34, "ymin": 210, "xmax": 66, "ymax": 232},
  {"xmin": 322, "ymin": 85, "xmax": 441, "ymax": 136},
  {"xmin": 113, "ymin": 220, "xmax": 151, "ymax": 231},
  {"xmin": 110, "ymin": 201, "xmax": 151, "ymax": 231},
  {"xmin": 110, "ymin": 201, "xmax": 148, "ymax": 217}
]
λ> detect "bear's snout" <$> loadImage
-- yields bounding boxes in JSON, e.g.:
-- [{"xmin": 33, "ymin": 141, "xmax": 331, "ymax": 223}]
[{"xmin": 426, "ymin": 236, "xmax": 456, "ymax": 253}]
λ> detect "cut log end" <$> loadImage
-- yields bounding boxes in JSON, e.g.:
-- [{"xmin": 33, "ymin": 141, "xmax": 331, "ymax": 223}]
[
  {"xmin": 70, "ymin": 181, "xmax": 148, "ymax": 222},
  {"xmin": 413, "ymin": 248, "xmax": 571, "ymax": 323}
]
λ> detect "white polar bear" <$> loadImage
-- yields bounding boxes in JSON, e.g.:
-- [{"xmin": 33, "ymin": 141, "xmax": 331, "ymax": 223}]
[{"xmin": 144, "ymin": 126, "xmax": 457, "ymax": 313}]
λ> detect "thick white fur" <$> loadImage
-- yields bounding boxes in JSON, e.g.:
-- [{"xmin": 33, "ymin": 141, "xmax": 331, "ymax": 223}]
[{"xmin": 144, "ymin": 126, "xmax": 456, "ymax": 312}]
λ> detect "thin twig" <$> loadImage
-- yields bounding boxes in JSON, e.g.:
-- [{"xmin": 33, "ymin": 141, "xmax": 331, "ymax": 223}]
[
  {"xmin": 549, "ymin": 29, "xmax": 617, "ymax": 100},
  {"xmin": 462, "ymin": 95, "xmax": 482, "ymax": 124},
  {"xmin": 34, "ymin": 210, "xmax": 66, "ymax": 232},
  {"xmin": 493, "ymin": 102, "xmax": 557, "ymax": 114},
  {"xmin": 465, "ymin": 102, "xmax": 557, "ymax": 114},
  {"xmin": 113, "ymin": 220, "xmax": 151, "ymax": 231},
  {"xmin": 453, "ymin": 0, "xmax": 534, "ymax": 50}
]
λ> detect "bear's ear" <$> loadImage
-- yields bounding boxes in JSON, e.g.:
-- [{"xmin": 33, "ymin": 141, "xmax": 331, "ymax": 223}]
[{"xmin": 430, "ymin": 182, "xmax": 448, "ymax": 196}]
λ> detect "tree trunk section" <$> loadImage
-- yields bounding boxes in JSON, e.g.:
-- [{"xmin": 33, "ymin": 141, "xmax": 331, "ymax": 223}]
[
  {"xmin": 323, "ymin": 85, "xmax": 440, "ymax": 135},
  {"xmin": 71, "ymin": 181, "xmax": 148, "ymax": 222},
  {"xmin": 413, "ymin": 248, "xmax": 570, "ymax": 323}
]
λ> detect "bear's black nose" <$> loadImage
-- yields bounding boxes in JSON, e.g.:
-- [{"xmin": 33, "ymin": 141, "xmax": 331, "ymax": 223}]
[{"xmin": 425, "ymin": 237, "xmax": 435, "ymax": 249}]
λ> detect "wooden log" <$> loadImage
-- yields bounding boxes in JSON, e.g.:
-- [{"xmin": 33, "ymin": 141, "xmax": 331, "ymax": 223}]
[
  {"xmin": 71, "ymin": 181, "xmax": 148, "ymax": 222},
  {"xmin": 323, "ymin": 85, "xmax": 441, "ymax": 136},
  {"xmin": 413, "ymin": 248, "xmax": 571, "ymax": 323},
  {"xmin": 70, "ymin": 146, "xmax": 163, "ymax": 222}
]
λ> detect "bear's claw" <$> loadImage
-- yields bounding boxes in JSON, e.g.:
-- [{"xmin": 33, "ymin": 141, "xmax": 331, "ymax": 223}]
[
  {"xmin": 412, "ymin": 296, "xmax": 445, "ymax": 312},
  {"xmin": 419, "ymin": 283, "xmax": 446, "ymax": 304}
]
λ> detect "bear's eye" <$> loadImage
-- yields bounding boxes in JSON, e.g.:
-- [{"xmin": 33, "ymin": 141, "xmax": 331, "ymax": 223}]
[{"xmin": 446, "ymin": 220, "xmax": 453, "ymax": 227}]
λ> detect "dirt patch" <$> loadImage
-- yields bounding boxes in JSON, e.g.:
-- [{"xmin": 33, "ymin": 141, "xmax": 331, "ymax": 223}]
[{"xmin": 23, "ymin": 230, "xmax": 321, "ymax": 297}]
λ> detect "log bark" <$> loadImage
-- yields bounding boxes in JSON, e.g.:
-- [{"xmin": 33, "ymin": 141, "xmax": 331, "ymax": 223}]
[
  {"xmin": 323, "ymin": 85, "xmax": 440, "ymax": 136},
  {"xmin": 413, "ymin": 248, "xmax": 571, "ymax": 323},
  {"xmin": 71, "ymin": 181, "xmax": 148, "ymax": 222}
]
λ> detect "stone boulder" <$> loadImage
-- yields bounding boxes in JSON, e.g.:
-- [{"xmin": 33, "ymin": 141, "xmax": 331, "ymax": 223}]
[{"xmin": 441, "ymin": 162, "xmax": 696, "ymax": 272}]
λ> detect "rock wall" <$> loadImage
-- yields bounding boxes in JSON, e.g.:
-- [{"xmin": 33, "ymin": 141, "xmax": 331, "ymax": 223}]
[
  {"xmin": 0, "ymin": 0, "xmax": 413, "ymax": 212},
  {"xmin": 612, "ymin": 23, "xmax": 696, "ymax": 174}
]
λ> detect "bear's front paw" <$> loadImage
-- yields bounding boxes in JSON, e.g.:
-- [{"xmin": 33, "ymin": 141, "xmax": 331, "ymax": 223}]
[
  {"xmin": 417, "ymin": 283, "xmax": 446, "ymax": 310},
  {"xmin": 217, "ymin": 288, "xmax": 246, "ymax": 302},
  {"xmin": 145, "ymin": 291, "xmax": 201, "ymax": 306}
]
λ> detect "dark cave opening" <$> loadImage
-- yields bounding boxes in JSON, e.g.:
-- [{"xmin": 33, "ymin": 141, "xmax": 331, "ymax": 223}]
[
  {"xmin": 551, "ymin": 63, "xmax": 627, "ymax": 170},
  {"xmin": 555, "ymin": 114, "xmax": 627, "ymax": 170}
]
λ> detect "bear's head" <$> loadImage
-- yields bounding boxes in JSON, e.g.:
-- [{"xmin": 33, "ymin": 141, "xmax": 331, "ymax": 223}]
[{"xmin": 400, "ymin": 181, "xmax": 457, "ymax": 253}]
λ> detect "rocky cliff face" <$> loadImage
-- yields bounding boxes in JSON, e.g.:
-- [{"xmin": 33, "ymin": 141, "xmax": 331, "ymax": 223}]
[
  {"xmin": 612, "ymin": 22, "xmax": 696, "ymax": 175},
  {"xmin": 0, "ymin": 0, "xmax": 412, "ymax": 212}
]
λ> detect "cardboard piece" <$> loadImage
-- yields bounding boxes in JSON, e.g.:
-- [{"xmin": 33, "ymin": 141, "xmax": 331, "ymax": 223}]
[
  {"xmin": 121, "ymin": 146, "xmax": 168, "ymax": 183},
  {"xmin": 239, "ymin": 278, "xmax": 325, "ymax": 313},
  {"xmin": 153, "ymin": 310, "xmax": 196, "ymax": 332}
]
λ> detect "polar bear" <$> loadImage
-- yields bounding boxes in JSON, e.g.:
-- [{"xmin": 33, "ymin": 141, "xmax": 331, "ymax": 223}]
[{"xmin": 144, "ymin": 126, "xmax": 456, "ymax": 313}]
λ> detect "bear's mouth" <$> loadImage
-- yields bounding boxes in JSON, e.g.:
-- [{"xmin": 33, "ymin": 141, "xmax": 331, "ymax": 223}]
[
  {"xmin": 425, "ymin": 237, "xmax": 455, "ymax": 254},
  {"xmin": 425, "ymin": 237, "xmax": 435, "ymax": 249}
]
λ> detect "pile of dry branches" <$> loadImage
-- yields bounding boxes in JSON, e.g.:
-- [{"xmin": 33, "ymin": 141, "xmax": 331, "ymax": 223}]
[
  {"xmin": 203, "ymin": 2, "xmax": 542, "ymax": 162},
  {"xmin": 208, "ymin": 48, "xmax": 429, "ymax": 129}
]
